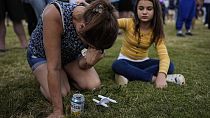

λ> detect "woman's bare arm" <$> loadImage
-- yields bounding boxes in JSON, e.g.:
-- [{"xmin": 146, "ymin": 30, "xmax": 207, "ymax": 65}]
[{"xmin": 42, "ymin": 4, "xmax": 64, "ymax": 116}]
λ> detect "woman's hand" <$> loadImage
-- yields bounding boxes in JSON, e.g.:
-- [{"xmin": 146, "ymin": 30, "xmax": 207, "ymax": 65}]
[
  {"xmin": 85, "ymin": 47, "xmax": 104, "ymax": 66},
  {"xmin": 155, "ymin": 72, "xmax": 167, "ymax": 89},
  {"xmin": 79, "ymin": 47, "xmax": 104, "ymax": 69}
]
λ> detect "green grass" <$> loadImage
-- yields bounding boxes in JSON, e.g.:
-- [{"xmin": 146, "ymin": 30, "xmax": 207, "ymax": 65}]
[{"xmin": 1, "ymin": 21, "xmax": 210, "ymax": 118}]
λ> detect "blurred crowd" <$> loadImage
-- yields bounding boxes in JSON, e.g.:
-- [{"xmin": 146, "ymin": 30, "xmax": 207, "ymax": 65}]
[
  {"xmin": 0, "ymin": 0, "xmax": 209, "ymax": 51},
  {"xmin": 158, "ymin": 0, "xmax": 210, "ymax": 36}
]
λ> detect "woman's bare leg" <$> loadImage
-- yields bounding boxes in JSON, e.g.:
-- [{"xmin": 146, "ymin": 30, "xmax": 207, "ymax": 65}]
[
  {"xmin": 64, "ymin": 59, "xmax": 101, "ymax": 90},
  {"xmin": 33, "ymin": 63, "xmax": 70, "ymax": 101}
]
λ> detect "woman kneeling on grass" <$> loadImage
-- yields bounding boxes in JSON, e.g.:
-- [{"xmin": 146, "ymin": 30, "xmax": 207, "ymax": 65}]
[
  {"xmin": 26, "ymin": 0, "xmax": 118, "ymax": 117},
  {"xmin": 112, "ymin": 0, "xmax": 185, "ymax": 88}
]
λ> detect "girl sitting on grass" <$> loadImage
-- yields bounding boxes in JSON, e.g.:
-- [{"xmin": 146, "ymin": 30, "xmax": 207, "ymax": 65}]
[{"xmin": 112, "ymin": 0, "xmax": 185, "ymax": 88}]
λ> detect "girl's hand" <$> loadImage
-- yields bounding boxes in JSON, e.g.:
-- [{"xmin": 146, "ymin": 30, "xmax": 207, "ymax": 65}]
[{"xmin": 155, "ymin": 73, "xmax": 167, "ymax": 89}]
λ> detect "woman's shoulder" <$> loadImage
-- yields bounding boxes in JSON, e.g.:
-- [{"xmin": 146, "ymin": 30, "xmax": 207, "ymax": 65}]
[{"xmin": 42, "ymin": 4, "xmax": 61, "ymax": 20}]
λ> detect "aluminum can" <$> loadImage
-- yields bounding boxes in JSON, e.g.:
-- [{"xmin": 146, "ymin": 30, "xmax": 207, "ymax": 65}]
[{"xmin": 71, "ymin": 93, "xmax": 85, "ymax": 116}]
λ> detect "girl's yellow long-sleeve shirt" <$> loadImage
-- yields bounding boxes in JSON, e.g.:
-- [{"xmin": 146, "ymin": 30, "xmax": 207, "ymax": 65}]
[{"xmin": 118, "ymin": 18, "xmax": 170, "ymax": 74}]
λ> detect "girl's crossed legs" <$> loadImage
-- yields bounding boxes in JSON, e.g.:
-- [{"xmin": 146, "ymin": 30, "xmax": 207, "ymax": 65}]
[{"xmin": 112, "ymin": 59, "xmax": 174, "ymax": 82}]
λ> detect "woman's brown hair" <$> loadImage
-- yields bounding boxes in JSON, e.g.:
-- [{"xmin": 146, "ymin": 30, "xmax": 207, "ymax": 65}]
[
  {"xmin": 133, "ymin": 0, "xmax": 165, "ymax": 45},
  {"xmin": 79, "ymin": 0, "xmax": 119, "ymax": 50}
]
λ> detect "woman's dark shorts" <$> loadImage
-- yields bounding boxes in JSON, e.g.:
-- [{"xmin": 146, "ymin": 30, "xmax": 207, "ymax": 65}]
[{"xmin": 27, "ymin": 50, "xmax": 47, "ymax": 71}]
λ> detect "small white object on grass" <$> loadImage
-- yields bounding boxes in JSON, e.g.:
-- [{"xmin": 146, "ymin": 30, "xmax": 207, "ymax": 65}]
[{"xmin": 92, "ymin": 95, "xmax": 117, "ymax": 107}]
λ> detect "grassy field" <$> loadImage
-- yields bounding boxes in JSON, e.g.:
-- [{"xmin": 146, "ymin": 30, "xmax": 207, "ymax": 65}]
[{"xmin": 0, "ymin": 21, "xmax": 210, "ymax": 118}]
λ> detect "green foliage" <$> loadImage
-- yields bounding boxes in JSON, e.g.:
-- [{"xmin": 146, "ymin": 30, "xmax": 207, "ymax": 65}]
[{"xmin": 1, "ymin": 21, "xmax": 210, "ymax": 118}]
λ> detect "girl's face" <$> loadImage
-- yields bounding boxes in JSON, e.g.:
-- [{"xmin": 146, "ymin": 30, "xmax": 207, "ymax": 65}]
[{"xmin": 137, "ymin": 0, "xmax": 154, "ymax": 23}]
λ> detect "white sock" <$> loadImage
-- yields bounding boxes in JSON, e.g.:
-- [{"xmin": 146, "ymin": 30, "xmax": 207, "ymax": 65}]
[{"xmin": 177, "ymin": 30, "xmax": 183, "ymax": 34}]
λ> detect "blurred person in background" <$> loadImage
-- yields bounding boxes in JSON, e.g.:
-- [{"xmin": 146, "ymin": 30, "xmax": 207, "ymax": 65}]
[
  {"xmin": 110, "ymin": 0, "xmax": 120, "ymax": 18},
  {"xmin": 204, "ymin": 0, "xmax": 210, "ymax": 29},
  {"xmin": 168, "ymin": 0, "xmax": 176, "ymax": 22},
  {"xmin": 118, "ymin": 0, "xmax": 133, "ymax": 18},
  {"xmin": 176, "ymin": 0, "xmax": 196, "ymax": 37},
  {"xmin": 191, "ymin": 0, "xmax": 204, "ymax": 29},
  {"xmin": 22, "ymin": 0, "xmax": 37, "ymax": 36},
  {"xmin": 0, "ymin": 0, "xmax": 28, "ymax": 52},
  {"xmin": 159, "ymin": 0, "xmax": 167, "ymax": 24},
  {"xmin": 22, "ymin": 0, "xmax": 56, "ymax": 36},
  {"xmin": 26, "ymin": 0, "xmax": 56, "ymax": 20}
]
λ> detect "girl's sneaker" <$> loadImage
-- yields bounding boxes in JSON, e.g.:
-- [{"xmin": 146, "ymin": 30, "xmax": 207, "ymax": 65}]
[
  {"xmin": 115, "ymin": 74, "xmax": 128, "ymax": 85},
  {"xmin": 166, "ymin": 74, "xmax": 185, "ymax": 85}
]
